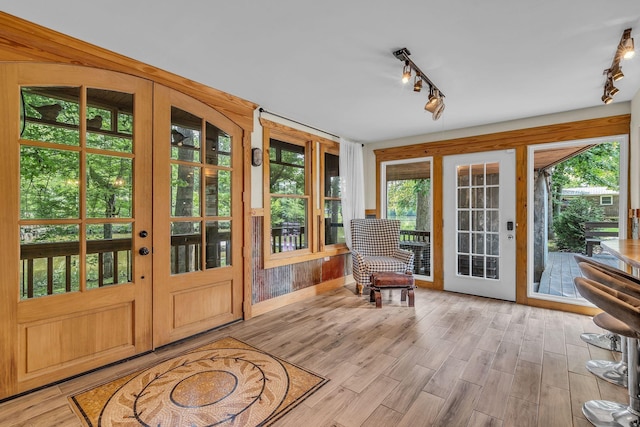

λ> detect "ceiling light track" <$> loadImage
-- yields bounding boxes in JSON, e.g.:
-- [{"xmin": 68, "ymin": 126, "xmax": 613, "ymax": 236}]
[
  {"xmin": 393, "ymin": 47, "xmax": 446, "ymax": 120},
  {"xmin": 601, "ymin": 28, "xmax": 635, "ymax": 104}
]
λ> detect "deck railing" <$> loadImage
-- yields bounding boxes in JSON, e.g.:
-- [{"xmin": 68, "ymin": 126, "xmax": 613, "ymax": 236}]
[
  {"xmin": 20, "ymin": 238, "xmax": 132, "ymax": 299},
  {"xmin": 399, "ymin": 230, "xmax": 431, "ymax": 275}
]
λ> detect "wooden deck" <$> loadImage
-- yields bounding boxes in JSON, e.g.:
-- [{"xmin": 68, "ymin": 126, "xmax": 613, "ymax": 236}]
[{"xmin": 535, "ymin": 251, "xmax": 619, "ymax": 299}]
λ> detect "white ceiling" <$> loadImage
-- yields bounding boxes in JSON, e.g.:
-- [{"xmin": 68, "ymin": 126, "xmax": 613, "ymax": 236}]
[{"xmin": 3, "ymin": 1, "xmax": 640, "ymax": 143}]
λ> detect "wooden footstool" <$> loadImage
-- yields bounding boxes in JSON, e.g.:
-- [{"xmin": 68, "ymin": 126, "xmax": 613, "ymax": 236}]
[{"xmin": 369, "ymin": 272, "xmax": 415, "ymax": 308}]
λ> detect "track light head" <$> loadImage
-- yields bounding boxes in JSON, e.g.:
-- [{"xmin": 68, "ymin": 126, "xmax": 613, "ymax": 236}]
[
  {"xmin": 424, "ymin": 89, "xmax": 443, "ymax": 116},
  {"xmin": 623, "ymin": 38, "xmax": 635, "ymax": 59},
  {"xmin": 413, "ymin": 75, "xmax": 423, "ymax": 92},
  {"xmin": 606, "ymin": 79, "xmax": 620, "ymax": 97},
  {"xmin": 601, "ymin": 92, "xmax": 613, "ymax": 104},
  {"xmin": 622, "ymin": 28, "xmax": 635, "ymax": 59},
  {"xmin": 402, "ymin": 61, "xmax": 411, "ymax": 84},
  {"xmin": 608, "ymin": 63, "xmax": 624, "ymax": 81}
]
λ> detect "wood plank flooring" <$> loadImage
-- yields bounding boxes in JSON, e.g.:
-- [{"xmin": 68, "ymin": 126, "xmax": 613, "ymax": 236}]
[
  {"xmin": 0, "ymin": 285, "xmax": 627, "ymax": 427},
  {"xmin": 536, "ymin": 251, "xmax": 619, "ymax": 298}
]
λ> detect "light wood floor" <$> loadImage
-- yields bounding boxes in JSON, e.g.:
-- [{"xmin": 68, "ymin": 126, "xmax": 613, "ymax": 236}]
[{"xmin": 0, "ymin": 285, "xmax": 627, "ymax": 427}]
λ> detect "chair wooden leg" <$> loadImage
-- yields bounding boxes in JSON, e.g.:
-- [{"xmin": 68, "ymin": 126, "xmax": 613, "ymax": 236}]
[
  {"xmin": 356, "ymin": 283, "xmax": 363, "ymax": 295},
  {"xmin": 369, "ymin": 288, "xmax": 376, "ymax": 302},
  {"xmin": 408, "ymin": 289, "xmax": 415, "ymax": 307},
  {"xmin": 401, "ymin": 289, "xmax": 407, "ymax": 301},
  {"xmin": 374, "ymin": 290, "xmax": 382, "ymax": 308}
]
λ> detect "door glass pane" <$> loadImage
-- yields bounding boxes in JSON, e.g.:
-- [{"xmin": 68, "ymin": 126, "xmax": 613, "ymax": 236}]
[
  {"xmin": 171, "ymin": 221, "xmax": 202, "ymax": 274},
  {"xmin": 86, "ymin": 223, "xmax": 132, "ymax": 289},
  {"xmin": 86, "ymin": 88, "xmax": 133, "ymax": 152},
  {"xmin": 385, "ymin": 160, "xmax": 432, "ymax": 276},
  {"xmin": 171, "ymin": 164, "xmax": 201, "ymax": 217},
  {"xmin": 205, "ymin": 122, "xmax": 231, "ymax": 166},
  {"xmin": 21, "ymin": 86, "xmax": 80, "ymax": 146},
  {"xmin": 171, "ymin": 107, "xmax": 201, "ymax": 163},
  {"xmin": 86, "ymin": 154, "xmax": 132, "ymax": 219},
  {"xmin": 205, "ymin": 169, "xmax": 230, "ymax": 217},
  {"xmin": 456, "ymin": 162, "xmax": 500, "ymax": 280},
  {"xmin": 206, "ymin": 220, "xmax": 231, "ymax": 268},
  {"xmin": 20, "ymin": 146, "xmax": 79, "ymax": 219},
  {"xmin": 19, "ymin": 225, "xmax": 79, "ymax": 299}
]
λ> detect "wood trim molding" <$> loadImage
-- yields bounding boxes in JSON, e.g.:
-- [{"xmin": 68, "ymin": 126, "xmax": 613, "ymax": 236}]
[
  {"xmin": 251, "ymin": 276, "xmax": 350, "ymax": 317},
  {"xmin": 374, "ymin": 115, "xmax": 630, "ymax": 161},
  {"xmin": 0, "ymin": 12, "xmax": 257, "ymax": 131},
  {"xmin": 260, "ymin": 118, "xmax": 339, "ymax": 148}
]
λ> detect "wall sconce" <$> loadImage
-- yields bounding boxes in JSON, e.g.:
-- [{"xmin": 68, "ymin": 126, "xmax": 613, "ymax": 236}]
[
  {"xmin": 251, "ymin": 147, "xmax": 263, "ymax": 166},
  {"xmin": 601, "ymin": 28, "xmax": 635, "ymax": 104},
  {"xmin": 393, "ymin": 47, "xmax": 446, "ymax": 120}
]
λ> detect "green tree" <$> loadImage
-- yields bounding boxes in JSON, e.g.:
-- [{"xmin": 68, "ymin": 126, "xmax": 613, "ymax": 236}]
[
  {"xmin": 553, "ymin": 198, "xmax": 604, "ymax": 253},
  {"xmin": 550, "ymin": 142, "xmax": 619, "ymax": 216}
]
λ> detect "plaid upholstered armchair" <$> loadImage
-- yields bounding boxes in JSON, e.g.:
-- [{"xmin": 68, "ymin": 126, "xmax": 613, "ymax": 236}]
[{"xmin": 351, "ymin": 219, "xmax": 414, "ymax": 294}]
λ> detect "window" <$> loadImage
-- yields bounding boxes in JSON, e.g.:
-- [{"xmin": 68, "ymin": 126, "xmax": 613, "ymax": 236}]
[
  {"xmin": 381, "ymin": 158, "xmax": 433, "ymax": 279},
  {"xmin": 600, "ymin": 195, "xmax": 613, "ymax": 206},
  {"xmin": 268, "ymin": 138, "xmax": 309, "ymax": 254},
  {"xmin": 322, "ymin": 149, "xmax": 344, "ymax": 247},
  {"xmin": 262, "ymin": 121, "xmax": 347, "ymax": 266}
]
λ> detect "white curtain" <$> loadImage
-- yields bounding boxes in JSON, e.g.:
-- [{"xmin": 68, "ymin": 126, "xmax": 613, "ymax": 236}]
[{"xmin": 340, "ymin": 137, "xmax": 365, "ymax": 249}]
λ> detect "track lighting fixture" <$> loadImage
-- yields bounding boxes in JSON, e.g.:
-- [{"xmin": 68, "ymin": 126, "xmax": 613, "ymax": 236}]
[
  {"xmin": 601, "ymin": 28, "xmax": 635, "ymax": 104},
  {"xmin": 393, "ymin": 47, "xmax": 446, "ymax": 120}
]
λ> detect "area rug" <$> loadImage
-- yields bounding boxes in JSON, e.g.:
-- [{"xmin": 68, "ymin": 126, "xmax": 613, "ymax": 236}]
[{"xmin": 69, "ymin": 337, "xmax": 328, "ymax": 426}]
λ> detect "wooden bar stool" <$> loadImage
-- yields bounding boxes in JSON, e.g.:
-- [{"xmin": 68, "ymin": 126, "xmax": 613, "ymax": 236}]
[
  {"xmin": 574, "ymin": 276, "xmax": 640, "ymax": 426},
  {"xmin": 577, "ymin": 261, "xmax": 640, "ymax": 388},
  {"xmin": 575, "ymin": 255, "xmax": 626, "ymax": 353}
]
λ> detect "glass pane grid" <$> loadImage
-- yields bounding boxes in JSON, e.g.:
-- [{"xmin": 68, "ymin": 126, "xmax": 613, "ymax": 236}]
[{"xmin": 456, "ymin": 162, "xmax": 500, "ymax": 280}]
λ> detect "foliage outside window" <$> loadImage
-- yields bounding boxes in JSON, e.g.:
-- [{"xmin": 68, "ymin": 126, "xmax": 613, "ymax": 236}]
[
  {"xmin": 263, "ymin": 122, "xmax": 347, "ymax": 266},
  {"xmin": 19, "ymin": 86, "xmax": 135, "ymax": 299},
  {"xmin": 269, "ymin": 138, "xmax": 309, "ymax": 254},
  {"xmin": 323, "ymin": 150, "xmax": 345, "ymax": 246}
]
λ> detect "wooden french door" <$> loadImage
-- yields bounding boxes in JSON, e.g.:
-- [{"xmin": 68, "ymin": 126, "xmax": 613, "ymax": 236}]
[
  {"xmin": 152, "ymin": 85, "xmax": 244, "ymax": 347},
  {"xmin": 0, "ymin": 63, "xmax": 153, "ymax": 398}
]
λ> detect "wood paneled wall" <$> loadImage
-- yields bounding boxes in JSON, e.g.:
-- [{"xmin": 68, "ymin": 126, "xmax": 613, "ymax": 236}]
[{"xmin": 375, "ymin": 115, "xmax": 630, "ymax": 316}]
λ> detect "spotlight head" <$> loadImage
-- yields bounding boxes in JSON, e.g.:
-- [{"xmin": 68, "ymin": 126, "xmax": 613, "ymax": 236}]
[
  {"xmin": 413, "ymin": 75, "xmax": 423, "ymax": 92},
  {"xmin": 424, "ymin": 89, "xmax": 441, "ymax": 113},
  {"xmin": 601, "ymin": 92, "xmax": 613, "ymax": 104},
  {"xmin": 606, "ymin": 80, "xmax": 620, "ymax": 97},
  {"xmin": 402, "ymin": 61, "xmax": 411, "ymax": 84},
  {"xmin": 610, "ymin": 63, "xmax": 624, "ymax": 81},
  {"xmin": 623, "ymin": 37, "xmax": 635, "ymax": 59},
  {"xmin": 432, "ymin": 100, "xmax": 445, "ymax": 121},
  {"xmin": 621, "ymin": 28, "xmax": 635, "ymax": 59}
]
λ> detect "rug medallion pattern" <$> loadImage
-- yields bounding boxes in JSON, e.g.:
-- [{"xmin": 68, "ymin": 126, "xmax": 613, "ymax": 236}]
[{"xmin": 69, "ymin": 337, "xmax": 327, "ymax": 426}]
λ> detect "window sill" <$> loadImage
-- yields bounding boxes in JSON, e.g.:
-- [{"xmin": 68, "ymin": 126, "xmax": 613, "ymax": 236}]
[{"xmin": 263, "ymin": 245, "xmax": 349, "ymax": 269}]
